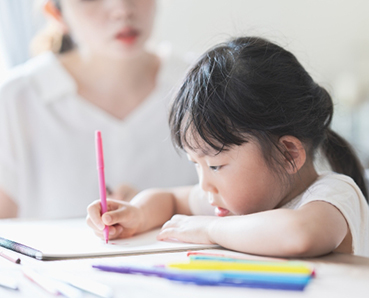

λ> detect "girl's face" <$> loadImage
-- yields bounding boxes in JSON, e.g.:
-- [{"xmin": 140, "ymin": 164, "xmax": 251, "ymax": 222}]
[
  {"xmin": 59, "ymin": 0, "xmax": 156, "ymax": 58},
  {"xmin": 186, "ymin": 139, "xmax": 287, "ymax": 217}
]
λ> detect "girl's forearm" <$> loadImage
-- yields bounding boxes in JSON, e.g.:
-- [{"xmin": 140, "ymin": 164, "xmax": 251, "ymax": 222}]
[
  {"xmin": 130, "ymin": 189, "xmax": 176, "ymax": 233},
  {"xmin": 131, "ymin": 186, "xmax": 193, "ymax": 233},
  {"xmin": 207, "ymin": 209, "xmax": 314, "ymax": 257}
]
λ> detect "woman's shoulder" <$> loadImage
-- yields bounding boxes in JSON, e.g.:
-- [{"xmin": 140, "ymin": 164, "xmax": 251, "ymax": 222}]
[
  {"xmin": 0, "ymin": 52, "xmax": 55, "ymax": 86},
  {"xmin": 0, "ymin": 52, "xmax": 75, "ymax": 105}
]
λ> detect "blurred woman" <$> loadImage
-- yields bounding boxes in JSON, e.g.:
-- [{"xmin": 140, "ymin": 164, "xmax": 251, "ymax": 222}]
[{"xmin": 0, "ymin": 0, "xmax": 196, "ymax": 219}]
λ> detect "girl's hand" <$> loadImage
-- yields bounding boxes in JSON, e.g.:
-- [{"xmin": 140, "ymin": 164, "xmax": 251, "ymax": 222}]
[
  {"xmin": 86, "ymin": 199, "xmax": 144, "ymax": 240},
  {"xmin": 106, "ymin": 184, "xmax": 139, "ymax": 202},
  {"xmin": 157, "ymin": 215, "xmax": 218, "ymax": 244}
]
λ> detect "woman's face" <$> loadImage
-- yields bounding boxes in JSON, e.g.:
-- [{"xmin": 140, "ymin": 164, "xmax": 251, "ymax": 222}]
[{"xmin": 59, "ymin": 0, "xmax": 156, "ymax": 58}]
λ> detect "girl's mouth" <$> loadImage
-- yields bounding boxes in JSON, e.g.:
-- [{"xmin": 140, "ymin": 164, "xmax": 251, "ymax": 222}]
[
  {"xmin": 215, "ymin": 206, "xmax": 230, "ymax": 217},
  {"xmin": 207, "ymin": 193, "xmax": 230, "ymax": 217}
]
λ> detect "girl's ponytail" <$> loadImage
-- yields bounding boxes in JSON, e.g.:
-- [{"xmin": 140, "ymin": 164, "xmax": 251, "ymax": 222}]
[{"xmin": 322, "ymin": 128, "xmax": 368, "ymax": 201}]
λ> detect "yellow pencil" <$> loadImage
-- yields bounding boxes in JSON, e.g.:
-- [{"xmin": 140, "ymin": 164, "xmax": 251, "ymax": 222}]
[{"xmin": 168, "ymin": 260, "xmax": 313, "ymax": 274}]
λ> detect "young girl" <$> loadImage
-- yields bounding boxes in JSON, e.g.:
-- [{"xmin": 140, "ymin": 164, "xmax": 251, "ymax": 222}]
[
  {"xmin": 0, "ymin": 0, "xmax": 197, "ymax": 218},
  {"xmin": 87, "ymin": 36, "xmax": 369, "ymax": 257}
]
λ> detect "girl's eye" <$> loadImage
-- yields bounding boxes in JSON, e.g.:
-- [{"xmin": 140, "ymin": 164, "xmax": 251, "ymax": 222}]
[{"xmin": 209, "ymin": 165, "xmax": 222, "ymax": 172}]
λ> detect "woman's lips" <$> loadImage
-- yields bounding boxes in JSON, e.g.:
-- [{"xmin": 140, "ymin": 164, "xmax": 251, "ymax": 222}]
[
  {"xmin": 215, "ymin": 207, "xmax": 230, "ymax": 217},
  {"xmin": 115, "ymin": 28, "xmax": 139, "ymax": 44}
]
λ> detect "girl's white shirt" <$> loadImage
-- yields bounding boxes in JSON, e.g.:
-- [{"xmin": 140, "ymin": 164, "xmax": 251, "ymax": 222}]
[
  {"xmin": 0, "ymin": 51, "xmax": 197, "ymax": 219},
  {"xmin": 189, "ymin": 172, "xmax": 369, "ymax": 257}
]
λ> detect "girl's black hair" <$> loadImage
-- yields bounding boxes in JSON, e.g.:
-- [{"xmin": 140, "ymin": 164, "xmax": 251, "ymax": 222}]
[{"xmin": 169, "ymin": 36, "xmax": 368, "ymax": 201}]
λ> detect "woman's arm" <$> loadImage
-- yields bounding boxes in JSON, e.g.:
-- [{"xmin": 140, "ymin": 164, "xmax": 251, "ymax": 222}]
[{"xmin": 0, "ymin": 188, "xmax": 18, "ymax": 218}]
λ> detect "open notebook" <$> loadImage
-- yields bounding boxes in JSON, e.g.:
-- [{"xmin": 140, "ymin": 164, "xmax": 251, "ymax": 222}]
[{"xmin": 0, "ymin": 218, "xmax": 220, "ymax": 260}]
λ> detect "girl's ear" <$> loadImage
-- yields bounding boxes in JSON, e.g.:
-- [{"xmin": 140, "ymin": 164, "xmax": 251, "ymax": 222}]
[
  {"xmin": 278, "ymin": 135, "xmax": 307, "ymax": 174},
  {"xmin": 43, "ymin": 1, "xmax": 68, "ymax": 34}
]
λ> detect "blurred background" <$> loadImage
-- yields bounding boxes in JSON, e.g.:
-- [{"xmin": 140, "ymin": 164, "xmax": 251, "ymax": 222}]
[{"xmin": 0, "ymin": 0, "xmax": 369, "ymax": 166}]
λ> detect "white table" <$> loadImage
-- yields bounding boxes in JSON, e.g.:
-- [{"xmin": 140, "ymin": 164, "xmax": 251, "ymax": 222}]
[{"xmin": 2, "ymin": 248, "xmax": 369, "ymax": 298}]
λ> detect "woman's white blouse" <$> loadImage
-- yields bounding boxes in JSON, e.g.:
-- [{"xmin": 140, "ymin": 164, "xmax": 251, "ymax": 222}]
[{"xmin": 0, "ymin": 52, "xmax": 197, "ymax": 218}]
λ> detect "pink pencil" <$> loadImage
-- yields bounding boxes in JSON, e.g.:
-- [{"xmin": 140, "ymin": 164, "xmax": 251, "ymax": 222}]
[
  {"xmin": 95, "ymin": 131, "xmax": 109, "ymax": 244},
  {"xmin": 0, "ymin": 250, "xmax": 21, "ymax": 264}
]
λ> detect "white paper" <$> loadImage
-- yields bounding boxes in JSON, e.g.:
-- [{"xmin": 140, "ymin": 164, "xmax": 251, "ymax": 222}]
[{"xmin": 0, "ymin": 218, "xmax": 219, "ymax": 260}]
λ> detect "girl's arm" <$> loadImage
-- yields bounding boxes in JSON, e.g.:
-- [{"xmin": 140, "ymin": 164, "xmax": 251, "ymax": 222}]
[
  {"xmin": 87, "ymin": 186, "xmax": 194, "ymax": 239},
  {"xmin": 107, "ymin": 184, "xmax": 139, "ymax": 202},
  {"xmin": 131, "ymin": 186, "xmax": 194, "ymax": 233},
  {"xmin": 159, "ymin": 201, "xmax": 348, "ymax": 257}
]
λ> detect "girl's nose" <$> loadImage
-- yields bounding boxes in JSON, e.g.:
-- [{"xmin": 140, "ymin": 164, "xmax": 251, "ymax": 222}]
[
  {"xmin": 199, "ymin": 172, "xmax": 218, "ymax": 195},
  {"xmin": 207, "ymin": 192, "xmax": 215, "ymax": 205}
]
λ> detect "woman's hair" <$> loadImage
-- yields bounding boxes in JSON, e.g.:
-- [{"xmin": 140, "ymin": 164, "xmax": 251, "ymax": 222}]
[
  {"xmin": 169, "ymin": 36, "xmax": 368, "ymax": 201},
  {"xmin": 31, "ymin": 0, "xmax": 74, "ymax": 55}
]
